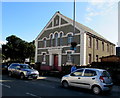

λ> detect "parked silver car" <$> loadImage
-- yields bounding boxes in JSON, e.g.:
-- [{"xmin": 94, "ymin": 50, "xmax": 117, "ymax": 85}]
[
  {"xmin": 61, "ymin": 68, "xmax": 113, "ymax": 94},
  {"xmin": 8, "ymin": 63, "xmax": 39, "ymax": 79}
]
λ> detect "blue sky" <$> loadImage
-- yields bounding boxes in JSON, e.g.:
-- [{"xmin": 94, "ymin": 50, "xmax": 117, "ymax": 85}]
[{"xmin": 1, "ymin": 0, "xmax": 119, "ymax": 46}]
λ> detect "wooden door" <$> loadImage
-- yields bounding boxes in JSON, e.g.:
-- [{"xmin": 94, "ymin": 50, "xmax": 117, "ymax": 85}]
[{"xmin": 53, "ymin": 55, "xmax": 58, "ymax": 69}]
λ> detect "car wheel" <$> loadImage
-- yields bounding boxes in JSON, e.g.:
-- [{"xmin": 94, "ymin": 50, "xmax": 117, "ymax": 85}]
[
  {"xmin": 92, "ymin": 86, "xmax": 101, "ymax": 95},
  {"xmin": 8, "ymin": 71, "xmax": 12, "ymax": 77},
  {"xmin": 33, "ymin": 77, "xmax": 38, "ymax": 79},
  {"xmin": 62, "ymin": 81, "xmax": 69, "ymax": 88},
  {"xmin": 20, "ymin": 73, "xmax": 25, "ymax": 80}
]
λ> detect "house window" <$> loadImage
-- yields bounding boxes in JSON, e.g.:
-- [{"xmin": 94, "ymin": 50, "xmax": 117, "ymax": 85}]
[
  {"xmin": 88, "ymin": 36, "xmax": 92, "ymax": 48},
  {"xmin": 42, "ymin": 53, "xmax": 46, "ymax": 64},
  {"xmin": 67, "ymin": 51, "xmax": 72, "ymax": 63},
  {"xmin": 43, "ymin": 38, "xmax": 46, "ymax": 48},
  {"xmin": 50, "ymin": 34, "xmax": 53, "ymax": 47},
  {"xmin": 60, "ymin": 33, "xmax": 63, "ymax": 46},
  {"xmin": 102, "ymin": 42, "xmax": 104, "ymax": 51},
  {"xmin": 68, "ymin": 34, "xmax": 73, "ymax": 45},
  {"xmin": 96, "ymin": 39, "xmax": 99, "ymax": 50},
  {"xmin": 96, "ymin": 55, "xmax": 99, "ymax": 62},
  {"xmin": 56, "ymin": 19, "xmax": 58, "ymax": 25},
  {"xmin": 55, "ymin": 33, "xmax": 58, "ymax": 46},
  {"xmin": 112, "ymin": 46, "xmax": 114, "ymax": 53},
  {"xmin": 88, "ymin": 54, "xmax": 92, "ymax": 64},
  {"xmin": 107, "ymin": 44, "xmax": 109, "ymax": 52}
]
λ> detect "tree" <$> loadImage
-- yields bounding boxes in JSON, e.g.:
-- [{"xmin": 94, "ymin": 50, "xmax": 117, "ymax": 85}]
[{"xmin": 2, "ymin": 35, "xmax": 35, "ymax": 63}]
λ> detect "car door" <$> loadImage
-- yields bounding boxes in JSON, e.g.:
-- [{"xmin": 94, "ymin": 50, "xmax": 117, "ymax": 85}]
[
  {"xmin": 14, "ymin": 65, "xmax": 21, "ymax": 76},
  {"xmin": 81, "ymin": 69, "xmax": 97, "ymax": 89},
  {"xmin": 9, "ymin": 64, "xmax": 17, "ymax": 75},
  {"xmin": 68, "ymin": 69, "xmax": 85, "ymax": 88}
]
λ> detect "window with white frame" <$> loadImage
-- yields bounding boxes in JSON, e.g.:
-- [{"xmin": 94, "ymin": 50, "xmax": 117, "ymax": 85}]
[
  {"xmin": 88, "ymin": 54, "xmax": 92, "ymax": 64},
  {"xmin": 88, "ymin": 36, "xmax": 92, "ymax": 48},
  {"xmin": 60, "ymin": 33, "xmax": 63, "ymax": 46},
  {"xmin": 42, "ymin": 53, "xmax": 46, "ymax": 64},
  {"xmin": 96, "ymin": 39, "xmax": 99, "ymax": 50},
  {"xmin": 43, "ymin": 38, "xmax": 47, "ymax": 48},
  {"xmin": 56, "ymin": 19, "xmax": 58, "ymax": 25},
  {"xmin": 50, "ymin": 34, "xmax": 53, "ymax": 47},
  {"xmin": 68, "ymin": 34, "xmax": 73, "ymax": 45},
  {"xmin": 102, "ymin": 42, "xmax": 104, "ymax": 51},
  {"xmin": 67, "ymin": 51, "xmax": 72, "ymax": 63},
  {"xmin": 107, "ymin": 44, "xmax": 109, "ymax": 52},
  {"xmin": 55, "ymin": 33, "xmax": 58, "ymax": 46}
]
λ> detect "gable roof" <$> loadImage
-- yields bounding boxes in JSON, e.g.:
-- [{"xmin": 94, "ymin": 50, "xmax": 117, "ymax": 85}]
[
  {"xmin": 35, "ymin": 11, "xmax": 115, "ymax": 45},
  {"xmin": 59, "ymin": 12, "xmax": 107, "ymax": 40}
]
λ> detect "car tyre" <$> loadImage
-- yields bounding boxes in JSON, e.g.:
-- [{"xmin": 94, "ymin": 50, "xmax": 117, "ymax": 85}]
[
  {"xmin": 33, "ymin": 77, "xmax": 38, "ymax": 79},
  {"xmin": 92, "ymin": 86, "xmax": 101, "ymax": 95},
  {"xmin": 8, "ymin": 71, "xmax": 12, "ymax": 77},
  {"xmin": 62, "ymin": 81, "xmax": 69, "ymax": 88},
  {"xmin": 20, "ymin": 73, "xmax": 25, "ymax": 80}
]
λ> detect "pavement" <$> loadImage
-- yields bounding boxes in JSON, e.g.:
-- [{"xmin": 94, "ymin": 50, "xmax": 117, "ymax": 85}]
[{"xmin": 38, "ymin": 75, "xmax": 120, "ymax": 93}]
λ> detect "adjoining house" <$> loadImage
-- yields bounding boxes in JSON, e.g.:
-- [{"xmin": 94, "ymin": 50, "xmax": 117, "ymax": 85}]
[
  {"xmin": 35, "ymin": 11, "xmax": 115, "ymax": 71},
  {"xmin": 100, "ymin": 55, "xmax": 120, "ymax": 62}
]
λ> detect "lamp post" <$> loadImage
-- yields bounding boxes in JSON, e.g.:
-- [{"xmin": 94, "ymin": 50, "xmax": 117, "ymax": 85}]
[
  {"xmin": 73, "ymin": 0, "xmax": 76, "ymax": 35},
  {"xmin": 71, "ymin": 0, "xmax": 77, "ymax": 64}
]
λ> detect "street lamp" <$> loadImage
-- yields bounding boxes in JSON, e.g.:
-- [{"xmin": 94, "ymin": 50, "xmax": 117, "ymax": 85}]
[{"xmin": 70, "ymin": 0, "xmax": 77, "ymax": 64}]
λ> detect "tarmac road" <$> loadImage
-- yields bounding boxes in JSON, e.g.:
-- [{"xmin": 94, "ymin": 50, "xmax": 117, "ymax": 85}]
[{"xmin": 1, "ymin": 74, "xmax": 120, "ymax": 97}]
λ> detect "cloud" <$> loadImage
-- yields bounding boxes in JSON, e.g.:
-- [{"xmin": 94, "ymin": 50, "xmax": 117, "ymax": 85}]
[
  {"xmin": 86, "ymin": 17, "xmax": 92, "ymax": 22},
  {"xmin": 0, "ymin": 40, "xmax": 6, "ymax": 45},
  {"xmin": 85, "ymin": 0, "xmax": 118, "ymax": 23}
]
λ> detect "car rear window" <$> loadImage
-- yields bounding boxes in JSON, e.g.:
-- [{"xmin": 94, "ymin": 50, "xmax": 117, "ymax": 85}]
[{"xmin": 102, "ymin": 71, "xmax": 110, "ymax": 77}]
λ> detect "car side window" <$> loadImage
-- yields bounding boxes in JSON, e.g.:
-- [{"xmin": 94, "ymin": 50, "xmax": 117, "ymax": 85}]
[
  {"xmin": 9, "ymin": 64, "xmax": 18, "ymax": 68},
  {"xmin": 16, "ymin": 65, "xmax": 21, "ymax": 69},
  {"xmin": 71, "ymin": 69, "xmax": 83, "ymax": 76},
  {"xmin": 84, "ymin": 69, "xmax": 97, "ymax": 77}
]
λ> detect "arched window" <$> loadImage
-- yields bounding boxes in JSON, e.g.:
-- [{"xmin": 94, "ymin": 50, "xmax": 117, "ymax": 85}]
[
  {"xmin": 50, "ymin": 34, "xmax": 53, "ymax": 47},
  {"xmin": 60, "ymin": 33, "xmax": 63, "ymax": 46},
  {"xmin": 96, "ymin": 39, "xmax": 99, "ymax": 50},
  {"xmin": 68, "ymin": 34, "xmax": 73, "ymax": 45},
  {"xmin": 88, "ymin": 36, "xmax": 92, "ymax": 48},
  {"xmin": 42, "ymin": 53, "xmax": 46, "ymax": 64},
  {"xmin": 55, "ymin": 33, "xmax": 58, "ymax": 46},
  {"xmin": 102, "ymin": 42, "xmax": 104, "ymax": 51},
  {"xmin": 107, "ymin": 44, "xmax": 109, "ymax": 52},
  {"xmin": 43, "ymin": 38, "xmax": 46, "ymax": 48}
]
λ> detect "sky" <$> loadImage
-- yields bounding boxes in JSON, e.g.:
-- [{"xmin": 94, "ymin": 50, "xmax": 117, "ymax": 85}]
[{"xmin": 1, "ymin": 0, "xmax": 119, "ymax": 47}]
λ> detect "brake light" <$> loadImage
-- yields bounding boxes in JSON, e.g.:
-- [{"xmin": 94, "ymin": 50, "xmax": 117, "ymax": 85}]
[{"xmin": 99, "ymin": 76, "xmax": 105, "ymax": 83}]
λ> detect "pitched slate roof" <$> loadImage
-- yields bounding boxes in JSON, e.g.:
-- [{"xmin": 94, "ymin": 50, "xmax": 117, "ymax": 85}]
[{"xmin": 59, "ymin": 12, "xmax": 107, "ymax": 40}]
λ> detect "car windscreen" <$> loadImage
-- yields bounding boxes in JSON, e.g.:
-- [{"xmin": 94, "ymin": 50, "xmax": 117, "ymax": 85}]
[
  {"xmin": 101, "ymin": 71, "xmax": 110, "ymax": 77},
  {"xmin": 20, "ymin": 65, "xmax": 32, "ymax": 69}
]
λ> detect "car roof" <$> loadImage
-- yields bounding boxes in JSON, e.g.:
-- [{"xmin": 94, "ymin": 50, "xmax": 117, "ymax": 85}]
[
  {"xmin": 77, "ymin": 68, "xmax": 106, "ymax": 71},
  {"xmin": 10, "ymin": 63, "xmax": 28, "ymax": 66}
]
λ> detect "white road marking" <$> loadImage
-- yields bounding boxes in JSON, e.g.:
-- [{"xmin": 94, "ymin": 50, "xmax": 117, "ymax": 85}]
[
  {"xmin": 0, "ymin": 83, "xmax": 11, "ymax": 88},
  {"xmin": 26, "ymin": 92, "xmax": 41, "ymax": 98}
]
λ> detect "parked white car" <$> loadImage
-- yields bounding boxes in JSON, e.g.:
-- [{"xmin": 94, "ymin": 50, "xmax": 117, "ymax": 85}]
[{"xmin": 61, "ymin": 68, "xmax": 113, "ymax": 94}]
